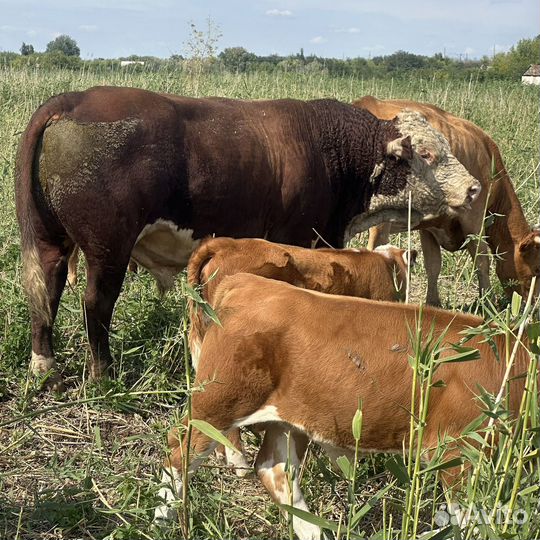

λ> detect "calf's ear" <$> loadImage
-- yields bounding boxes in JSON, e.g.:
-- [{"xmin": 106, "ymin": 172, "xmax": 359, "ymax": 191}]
[
  {"xmin": 386, "ymin": 135, "xmax": 413, "ymax": 160},
  {"xmin": 402, "ymin": 249, "xmax": 418, "ymax": 267},
  {"xmin": 519, "ymin": 231, "xmax": 540, "ymax": 253}
]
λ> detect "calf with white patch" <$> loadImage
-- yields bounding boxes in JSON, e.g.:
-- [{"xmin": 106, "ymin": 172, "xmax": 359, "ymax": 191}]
[
  {"xmin": 187, "ymin": 236, "xmax": 416, "ymax": 474},
  {"xmin": 16, "ymin": 86, "xmax": 479, "ymax": 389},
  {"xmin": 155, "ymin": 274, "xmax": 535, "ymax": 539}
]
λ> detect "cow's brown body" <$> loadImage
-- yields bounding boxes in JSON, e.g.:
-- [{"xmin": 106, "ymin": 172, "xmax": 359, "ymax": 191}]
[
  {"xmin": 354, "ymin": 96, "xmax": 540, "ymax": 305},
  {"xmin": 16, "ymin": 87, "xmax": 478, "ymax": 388},
  {"xmin": 157, "ymin": 274, "xmax": 532, "ymax": 538}
]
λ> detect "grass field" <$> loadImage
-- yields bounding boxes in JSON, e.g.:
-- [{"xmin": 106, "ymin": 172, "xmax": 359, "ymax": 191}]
[{"xmin": 0, "ymin": 67, "xmax": 539, "ymax": 540}]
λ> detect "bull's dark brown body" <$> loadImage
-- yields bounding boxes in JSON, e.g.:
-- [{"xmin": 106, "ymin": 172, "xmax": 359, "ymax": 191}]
[{"xmin": 13, "ymin": 86, "xmax": 438, "ymax": 386}]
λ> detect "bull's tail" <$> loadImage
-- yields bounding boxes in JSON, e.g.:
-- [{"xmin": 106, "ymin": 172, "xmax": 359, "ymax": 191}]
[
  {"xmin": 15, "ymin": 99, "xmax": 67, "ymax": 326},
  {"xmin": 186, "ymin": 237, "xmax": 220, "ymax": 370}
]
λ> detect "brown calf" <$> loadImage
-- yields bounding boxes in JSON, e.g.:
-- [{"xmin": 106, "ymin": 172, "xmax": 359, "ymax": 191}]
[
  {"xmin": 187, "ymin": 237, "xmax": 416, "ymax": 368},
  {"xmin": 156, "ymin": 274, "xmax": 533, "ymax": 539},
  {"xmin": 354, "ymin": 96, "xmax": 540, "ymax": 305},
  {"xmin": 187, "ymin": 237, "xmax": 416, "ymax": 474}
]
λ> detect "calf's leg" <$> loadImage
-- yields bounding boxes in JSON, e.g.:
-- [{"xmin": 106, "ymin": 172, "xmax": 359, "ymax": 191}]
[
  {"xmin": 255, "ymin": 425, "xmax": 318, "ymax": 540},
  {"xmin": 154, "ymin": 422, "xmax": 219, "ymax": 523}
]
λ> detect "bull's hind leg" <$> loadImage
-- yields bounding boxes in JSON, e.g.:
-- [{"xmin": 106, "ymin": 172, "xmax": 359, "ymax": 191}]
[
  {"xmin": 255, "ymin": 425, "xmax": 319, "ymax": 540},
  {"xmin": 83, "ymin": 253, "xmax": 130, "ymax": 380},
  {"xmin": 26, "ymin": 239, "xmax": 72, "ymax": 391}
]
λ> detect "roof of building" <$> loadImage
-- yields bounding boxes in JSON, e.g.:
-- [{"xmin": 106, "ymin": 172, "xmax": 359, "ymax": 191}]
[{"xmin": 523, "ymin": 64, "xmax": 540, "ymax": 77}]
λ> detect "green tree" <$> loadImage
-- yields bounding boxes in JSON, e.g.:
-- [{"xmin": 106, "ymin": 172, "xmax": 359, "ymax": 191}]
[
  {"xmin": 492, "ymin": 35, "xmax": 540, "ymax": 78},
  {"xmin": 219, "ymin": 47, "xmax": 256, "ymax": 72},
  {"xmin": 20, "ymin": 42, "xmax": 34, "ymax": 56},
  {"xmin": 46, "ymin": 34, "xmax": 80, "ymax": 57}
]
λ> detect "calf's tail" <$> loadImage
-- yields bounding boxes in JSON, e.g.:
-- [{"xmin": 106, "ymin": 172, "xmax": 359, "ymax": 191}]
[{"xmin": 186, "ymin": 238, "xmax": 220, "ymax": 369}]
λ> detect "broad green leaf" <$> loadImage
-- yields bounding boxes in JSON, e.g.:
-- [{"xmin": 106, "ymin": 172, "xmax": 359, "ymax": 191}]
[
  {"xmin": 461, "ymin": 414, "xmax": 486, "ymax": 435},
  {"xmin": 336, "ymin": 455, "xmax": 353, "ymax": 479},
  {"xmin": 417, "ymin": 525, "xmax": 453, "ymax": 540},
  {"xmin": 385, "ymin": 455, "xmax": 410, "ymax": 486},
  {"xmin": 518, "ymin": 484, "xmax": 539, "ymax": 497},
  {"xmin": 278, "ymin": 504, "xmax": 339, "ymax": 533},
  {"xmin": 511, "ymin": 291, "xmax": 522, "ymax": 317},
  {"xmin": 438, "ymin": 345, "xmax": 480, "ymax": 364},
  {"xmin": 190, "ymin": 419, "xmax": 240, "ymax": 454},
  {"xmin": 420, "ymin": 456, "xmax": 463, "ymax": 475},
  {"xmin": 201, "ymin": 301, "xmax": 222, "ymax": 326}
]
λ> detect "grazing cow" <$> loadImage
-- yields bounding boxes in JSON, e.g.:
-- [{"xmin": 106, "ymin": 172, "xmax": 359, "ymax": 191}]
[
  {"xmin": 16, "ymin": 86, "xmax": 480, "ymax": 390},
  {"xmin": 155, "ymin": 274, "xmax": 533, "ymax": 539},
  {"xmin": 187, "ymin": 237, "xmax": 416, "ymax": 474},
  {"xmin": 353, "ymin": 95, "xmax": 540, "ymax": 305}
]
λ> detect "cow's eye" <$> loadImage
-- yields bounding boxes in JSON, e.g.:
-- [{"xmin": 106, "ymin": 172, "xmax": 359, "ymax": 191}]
[{"xmin": 420, "ymin": 151, "xmax": 436, "ymax": 165}]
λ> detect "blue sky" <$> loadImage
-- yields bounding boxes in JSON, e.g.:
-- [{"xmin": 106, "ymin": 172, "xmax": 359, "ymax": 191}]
[{"xmin": 1, "ymin": 0, "xmax": 538, "ymax": 59}]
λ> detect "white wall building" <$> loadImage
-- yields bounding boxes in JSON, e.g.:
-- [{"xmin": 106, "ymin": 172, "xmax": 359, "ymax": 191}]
[{"xmin": 522, "ymin": 64, "xmax": 540, "ymax": 85}]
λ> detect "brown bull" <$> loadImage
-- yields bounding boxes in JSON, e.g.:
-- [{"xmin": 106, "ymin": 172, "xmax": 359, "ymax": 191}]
[{"xmin": 16, "ymin": 87, "xmax": 479, "ymax": 389}]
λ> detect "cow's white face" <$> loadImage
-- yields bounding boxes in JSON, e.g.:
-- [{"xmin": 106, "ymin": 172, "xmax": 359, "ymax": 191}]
[
  {"xmin": 344, "ymin": 110, "xmax": 481, "ymax": 241},
  {"xmin": 395, "ymin": 110, "xmax": 481, "ymax": 212}
]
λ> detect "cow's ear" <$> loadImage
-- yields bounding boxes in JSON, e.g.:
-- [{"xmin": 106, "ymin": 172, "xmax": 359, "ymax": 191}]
[
  {"xmin": 402, "ymin": 249, "xmax": 418, "ymax": 267},
  {"xmin": 387, "ymin": 135, "xmax": 413, "ymax": 160},
  {"xmin": 519, "ymin": 231, "xmax": 540, "ymax": 253}
]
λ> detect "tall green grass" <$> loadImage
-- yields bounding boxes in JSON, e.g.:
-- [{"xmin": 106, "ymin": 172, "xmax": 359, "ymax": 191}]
[{"xmin": 0, "ymin": 66, "xmax": 539, "ymax": 539}]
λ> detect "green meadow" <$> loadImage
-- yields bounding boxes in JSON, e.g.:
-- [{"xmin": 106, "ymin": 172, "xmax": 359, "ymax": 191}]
[{"xmin": 0, "ymin": 67, "xmax": 539, "ymax": 539}]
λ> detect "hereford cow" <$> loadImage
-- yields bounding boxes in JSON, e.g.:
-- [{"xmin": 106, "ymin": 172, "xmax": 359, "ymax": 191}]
[
  {"xmin": 155, "ymin": 274, "xmax": 534, "ymax": 539},
  {"xmin": 354, "ymin": 96, "xmax": 540, "ymax": 305},
  {"xmin": 187, "ymin": 237, "xmax": 416, "ymax": 474},
  {"xmin": 16, "ymin": 86, "xmax": 480, "ymax": 390}
]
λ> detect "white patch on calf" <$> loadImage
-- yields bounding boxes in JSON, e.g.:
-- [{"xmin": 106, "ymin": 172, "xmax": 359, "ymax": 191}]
[
  {"xmin": 31, "ymin": 352, "xmax": 56, "ymax": 376},
  {"xmin": 190, "ymin": 339, "xmax": 202, "ymax": 372},
  {"xmin": 154, "ymin": 468, "xmax": 182, "ymax": 523},
  {"xmin": 225, "ymin": 445, "xmax": 251, "ymax": 477},
  {"xmin": 131, "ymin": 219, "xmax": 200, "ymax": 293},
  {"xmin": 235, "ymin": 405, "xmax": 282, "ymax": 427}
]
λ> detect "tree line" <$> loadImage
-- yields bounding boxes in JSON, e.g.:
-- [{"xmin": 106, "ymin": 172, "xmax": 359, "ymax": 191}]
[{"xmin": 2, "ymin": 32, "xmax": 538, "ymax": 81}]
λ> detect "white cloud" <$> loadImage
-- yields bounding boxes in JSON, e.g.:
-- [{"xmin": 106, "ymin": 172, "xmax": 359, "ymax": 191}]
[
  {"xmin": 336, "ymin": 27, "xmax": 361, "ymax": 33},
  {"xmin": 464, "ymin": 46, "xmax": 475, "ymax": 55},
  {"xmin": 310, "ymin": 36, "xmax": 327, "ymax": 44},
  {"xmin": 265, "ymin": 9, "xmax": 293, "ymax": 17},
  {"xmin": 79, "ymin": 24, "xmax": 98, "ymax": 32},
  {"xmin": 26, "ymin": 29, "xmax": 38, "ymax": 36},
  {"xmin": 0, "ymin": 25, "xmax": 17, "ymax": 32}
]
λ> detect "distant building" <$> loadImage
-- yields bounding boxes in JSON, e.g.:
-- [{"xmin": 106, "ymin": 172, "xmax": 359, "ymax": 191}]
[
  {"xmin": 120, "ymin": 60, "xmax": 145, "ymax": 67},
  {"xmin": 522, "ymin": 64, "xmax": 540, "ymax": 85}
]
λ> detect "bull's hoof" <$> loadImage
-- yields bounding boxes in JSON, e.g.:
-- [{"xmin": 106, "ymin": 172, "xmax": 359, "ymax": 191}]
[{"xmin": 88, "ymin": 362, "xmax": 112, "ymax": 382}]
